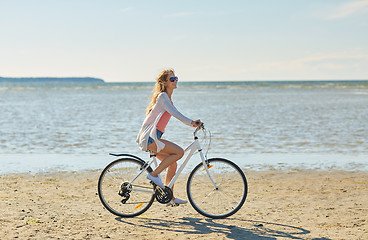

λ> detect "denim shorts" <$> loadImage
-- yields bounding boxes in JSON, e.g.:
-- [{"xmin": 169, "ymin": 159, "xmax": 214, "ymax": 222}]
[{"xmin": 147, "ymin": 129, "xmax": 164, "ymax": 146}]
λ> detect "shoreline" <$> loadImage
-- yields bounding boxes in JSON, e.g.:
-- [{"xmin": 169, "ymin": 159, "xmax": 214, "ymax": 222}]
[
  {"xmin": 1, "ymin": 153, "xmax": 367, "ymax": 175},
  {"xmin": 1, "ymin": 169, "xmax": 367, "ymax": 239}
]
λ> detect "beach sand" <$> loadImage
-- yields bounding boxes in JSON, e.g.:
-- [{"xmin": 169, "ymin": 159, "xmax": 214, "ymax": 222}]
[{"xmin": 1, "ymin": 169, "xmax": 367, "ymax": 240}]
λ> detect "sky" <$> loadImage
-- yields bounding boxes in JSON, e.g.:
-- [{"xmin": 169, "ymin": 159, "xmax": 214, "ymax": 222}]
[{"xmin": 0, "ymin": 0, "xmax": 368, "ymax": 82}]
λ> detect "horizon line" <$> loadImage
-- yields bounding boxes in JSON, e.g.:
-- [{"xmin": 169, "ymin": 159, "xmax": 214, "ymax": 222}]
[{"xmin": 105, "ymin": 79, "xmax": 368, "ymax": 83}]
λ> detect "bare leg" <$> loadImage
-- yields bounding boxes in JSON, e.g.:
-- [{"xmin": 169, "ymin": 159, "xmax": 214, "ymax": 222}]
[
  {"xmin": 165, "ymin": 162, "xmax": 177, "ymax": 190},
  {"xmin": 147, "ymin": 139, "xmax": 183, "ymax": 198},
  {"xmin": 157, "ymin": 160, "xmax": 177, "ymax": 195},
  {"xmin": 147, "ymin": 139, "xmax": 184, "ymax": 177}
]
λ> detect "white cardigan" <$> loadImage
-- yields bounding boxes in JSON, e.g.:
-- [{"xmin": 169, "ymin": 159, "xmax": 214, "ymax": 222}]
[{"xmin": 136, "ymin": 92, "xmax": 193, "ymax": 152}]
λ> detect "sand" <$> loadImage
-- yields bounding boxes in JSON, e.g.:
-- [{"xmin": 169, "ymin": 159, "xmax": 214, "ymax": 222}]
[{"xmin": 1, "ymin": 169, "xmax": 367, "ymax": 240}]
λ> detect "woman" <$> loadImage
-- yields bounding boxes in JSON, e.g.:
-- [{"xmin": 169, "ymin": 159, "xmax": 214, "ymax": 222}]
[{"xmin": 136, "ymin": 69, "xmax": 201, "ymax": 205}]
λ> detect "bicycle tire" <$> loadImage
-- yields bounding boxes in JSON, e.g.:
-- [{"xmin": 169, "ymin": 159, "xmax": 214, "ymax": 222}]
[
  {"xmin": 98, "ymin": 158, "xmax": 155, "ymax": 217},
  {"xmin": 187, "ymin": 158, "xmax": 248, "ymax": 219}
]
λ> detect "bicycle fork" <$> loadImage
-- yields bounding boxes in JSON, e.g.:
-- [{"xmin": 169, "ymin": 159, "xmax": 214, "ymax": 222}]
[{"xmin": 196, "ymin": 138, "xmax": 219, "ymax": 190}]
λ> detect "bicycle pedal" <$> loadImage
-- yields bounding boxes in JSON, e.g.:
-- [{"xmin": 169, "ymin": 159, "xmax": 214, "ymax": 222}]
[
  {"xmin": 150, "ymin": 181, "xmax": 165, "ymax": 190},
  {"xmin": 166, "ymin": 202, "xmax": 179, "ymax": 207},
  {"xmin": 149, "ymin": 181, "xmax": 159, "ymax": 189}
]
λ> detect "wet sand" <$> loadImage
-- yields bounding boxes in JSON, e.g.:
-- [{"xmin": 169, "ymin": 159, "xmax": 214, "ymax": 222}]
[{"xmin": 1, "ymin": 169, "xmax": 367, "ymax": 239}]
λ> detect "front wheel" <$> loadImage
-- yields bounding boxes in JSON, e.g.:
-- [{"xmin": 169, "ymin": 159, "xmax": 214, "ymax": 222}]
[{"xmin": 187, "ymin": 158, "xmax": 248, "ymax": 219}]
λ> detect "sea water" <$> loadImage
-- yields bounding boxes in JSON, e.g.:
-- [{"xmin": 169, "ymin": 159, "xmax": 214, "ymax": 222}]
[{"xmin": 0, "ymin": 81, "xmax": 367, "ymax": 174}]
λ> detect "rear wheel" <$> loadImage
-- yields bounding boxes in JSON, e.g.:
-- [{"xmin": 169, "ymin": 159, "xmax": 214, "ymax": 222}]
[
  {"xmin": 187, "ymin": 158, "xmax": 248, "ymax": 219},
  {"xmin": 98, "ymin": 158, "xmax": 155, "ymax": 217}
]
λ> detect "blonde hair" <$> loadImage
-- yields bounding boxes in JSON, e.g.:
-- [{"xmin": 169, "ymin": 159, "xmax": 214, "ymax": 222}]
[{"xmin": 146, "ymin": 69, "xmax": 174, "ymax": 115}]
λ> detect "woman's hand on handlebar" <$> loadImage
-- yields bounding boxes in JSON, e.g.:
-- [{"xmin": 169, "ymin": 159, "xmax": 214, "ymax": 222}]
[{"xmin": 191, "ymin": 119, "xmax": 202, "ymax": 127}]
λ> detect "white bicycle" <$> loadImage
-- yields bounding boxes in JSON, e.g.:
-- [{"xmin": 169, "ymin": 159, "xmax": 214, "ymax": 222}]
[{"xmin": 98, "ymin": 124, "xmax": 248, "ymax": 219}]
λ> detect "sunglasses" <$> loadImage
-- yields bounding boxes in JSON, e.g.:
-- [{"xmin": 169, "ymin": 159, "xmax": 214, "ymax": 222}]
[{"xmin": 169, "ymin": 76, "xmax": 178, "ymax": 82}]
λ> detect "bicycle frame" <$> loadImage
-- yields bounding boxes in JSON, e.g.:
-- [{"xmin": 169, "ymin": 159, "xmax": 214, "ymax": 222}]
[{"xmin": 128, "ymin": 126, "xmax": 218, "ymax": 193}]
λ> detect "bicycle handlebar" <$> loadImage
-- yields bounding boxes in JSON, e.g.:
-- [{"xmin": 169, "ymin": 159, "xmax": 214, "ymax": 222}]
[{"xmin": 193, "ymin": 122, "xmax": 205, "ymax": 137}]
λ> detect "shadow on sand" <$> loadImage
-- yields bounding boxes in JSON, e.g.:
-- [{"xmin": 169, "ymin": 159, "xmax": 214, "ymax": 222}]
[{"xmin": 116, "ymin": 217, "xmax": 331, "ymax": 240}]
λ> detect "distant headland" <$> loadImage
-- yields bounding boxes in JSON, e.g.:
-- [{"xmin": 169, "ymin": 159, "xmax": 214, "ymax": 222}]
[{"xmin": 0, "ymin": 76, "xmax": 104, "ymax": 83}]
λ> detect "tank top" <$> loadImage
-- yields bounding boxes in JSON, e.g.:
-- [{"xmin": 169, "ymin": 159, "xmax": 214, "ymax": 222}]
[{"xmin": 156, "ymin": 111, "xmax": 171, "ymax": 133}]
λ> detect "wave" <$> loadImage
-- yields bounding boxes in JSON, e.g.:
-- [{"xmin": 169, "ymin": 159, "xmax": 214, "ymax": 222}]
[{"xmin": 1, "ymin": 80, "xmax": 368, "ymax": 91}]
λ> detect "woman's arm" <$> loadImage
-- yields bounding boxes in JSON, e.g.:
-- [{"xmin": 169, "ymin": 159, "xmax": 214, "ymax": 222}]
[{"xmin": 157, "ymin": 92, "xmax": 193, "ymax": 126}]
